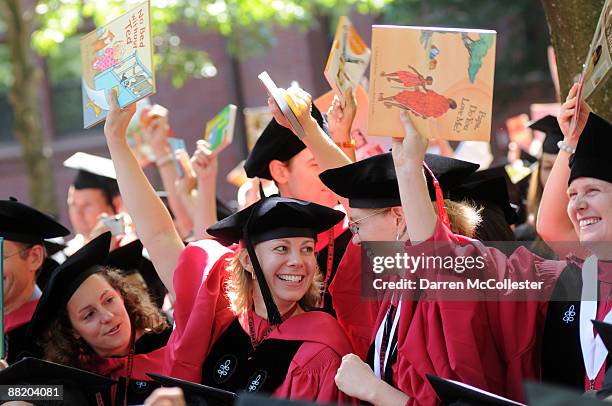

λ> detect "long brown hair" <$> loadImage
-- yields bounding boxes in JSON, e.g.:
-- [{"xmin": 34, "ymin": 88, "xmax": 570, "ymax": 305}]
[{"xmin": 38, "ymin": 267, "xmax": 168, "ymax": 370}]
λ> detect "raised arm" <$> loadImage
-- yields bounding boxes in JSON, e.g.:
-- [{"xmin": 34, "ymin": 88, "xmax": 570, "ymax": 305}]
[
  {"xmin": 269, "ymin": 85, "xmax": 352, "ymax": 211},
  {"xmin": 144, "ymin": 105, "xmax": 194, "ymax": 239},
  {"xmin": 537, "ymin": 83, "xmax": 590, "ymax": 243},
  {"xmin": 191, "ymin": 140, "xmax": 219, "ymax": 240},
  {"xmin": 392, "ymin": 111, "xmax": 437, "ymax": 243},
  {"xmin": 104, "ymin": 91, "xmax": 184, "ymax": 297}
]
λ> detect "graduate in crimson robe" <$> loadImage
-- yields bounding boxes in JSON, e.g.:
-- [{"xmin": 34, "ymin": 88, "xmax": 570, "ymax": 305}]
[
  {"xmin": 244, "ymin": 103, "xmax": 353, "ymax": 316},
  {"xmin": 165, "ymin": 196, "xmax": 354, "ymax": 403},
  {"xmin": 392, "ymin": 105, "xmax": 612, "ymax": 404},
  {"xmin": 28, "ymin": 233, "xmax": 171, "ymax": 405},
  {"xmin": 0, "ymin": 198, "xmax": 70, "ymax": 364}
]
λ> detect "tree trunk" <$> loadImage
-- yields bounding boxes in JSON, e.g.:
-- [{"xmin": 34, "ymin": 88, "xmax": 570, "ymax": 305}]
[
  {"xmin": 541, "ymin": 0, "xmax": 611, "ymax": 119},
  {"xmin": 0, "ymin": 0, "xmax": 58, "ymax": 215}
]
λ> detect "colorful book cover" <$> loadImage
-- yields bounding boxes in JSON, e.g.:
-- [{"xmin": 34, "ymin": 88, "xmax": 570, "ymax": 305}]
[
  {"xmin": 324, "ymin": 16, "xmax": 371, "ymax": 103},
  {"xmin": 204, "ymin": 104, "xmax": 237, "ymax": 154},
  {"xmin": 81, "ymin": 1, "xmax": 155, "ymax": 129},
  {"xmin": 243, "ymin": 106, "xmax": 273, "ymax": 152},
  {"xmin": 167, "ymin": 137, "xmax": 186, "ymax": 177},
  {"xmin": 258, "ymin": 71, "xmax": 306, "ymax": 139},
  {"xmin": 368, "ymin": 25, "xmax": 496, "ymax": 141},
  {"xmin": 571, "ymin": 0, "xmax": 610, "ymax": 134},
  {"xmin": 580, "ymin": 0, "xmax": 611, "ymax": 101}
]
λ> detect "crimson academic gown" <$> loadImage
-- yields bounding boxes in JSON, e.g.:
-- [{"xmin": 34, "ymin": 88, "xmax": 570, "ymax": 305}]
[
  {"xmin": 94, "ymin": 328, "xmax": 170, "ymax": 406},
  {"xmin": 397, "ymin": 220, "xmax": 612, "ymax": 404},
  {"xmin": 4, "ymin": 296, "xmax": 39, "ymax": 364},
  {"xmin": 164, "ymin": 239, "xmax": 354, "ymax": 403},
  {"xmin": 329, "ymin": 240, "xmax": 383, "ymax": 359}
]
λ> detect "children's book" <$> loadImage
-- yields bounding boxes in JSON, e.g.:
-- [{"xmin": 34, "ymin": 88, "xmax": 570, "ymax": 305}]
[
  {"xmin": 579, "ymin": 0, "xmax": 611, "ymax": 101},
  {"xmin": 81, "ymin": 1, "xmax": 155, "ymax": 128},
  {"xmin": 243, "ymin": 106, "xmax": 273, "ymax": 152},
  {"xmin": 571, "ymin": 0, "xmax": 610, "ymax": 135},
  {"xmin": 324, "ymin": 16, "xmax": 371, "ymax": 103},
  {"xmin": 257, "ymin": 71, "xmax": 306, "ymax": 139},
  {"xmin": 368, "ymin": 25, "xmax": 496, "ymax": 141},
  {"xmin": 167, "ymin": 137, "xmax": 186, "ymax": 177},
  {"xmin": 204, "ymin": 104, "xmax": 237, "ymax": 154}
]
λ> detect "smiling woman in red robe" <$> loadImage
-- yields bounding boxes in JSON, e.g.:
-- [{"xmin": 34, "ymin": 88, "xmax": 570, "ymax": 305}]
[{"xmin": 102, "ymin": 91, "xmax": 353, "ymax": 403}]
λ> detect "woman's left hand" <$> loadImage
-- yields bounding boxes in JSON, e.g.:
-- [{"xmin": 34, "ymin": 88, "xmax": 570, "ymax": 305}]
[{"xmin": 335, "ymin": 353, "xmax": 378, "ymax": 402}]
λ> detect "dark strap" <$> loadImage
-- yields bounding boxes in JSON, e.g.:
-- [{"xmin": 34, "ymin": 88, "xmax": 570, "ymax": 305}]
[
  {"xmin": 202, "ymin": 318, "xmax": 304, "ymax": 394},
  {"xmin": 317, "ymin": 227, "xmax": 352, "ymax": 316}
]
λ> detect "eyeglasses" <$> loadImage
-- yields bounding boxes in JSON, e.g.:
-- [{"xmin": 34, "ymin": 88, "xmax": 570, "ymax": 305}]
[{"xmin": 348, "ymin": 208, "xmax": 390, "ymax": 235}]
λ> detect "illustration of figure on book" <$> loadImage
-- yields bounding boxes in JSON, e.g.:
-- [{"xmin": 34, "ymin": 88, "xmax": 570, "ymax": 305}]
[
  {"xmin": 380, "ymin": 66, "xmax": 433, "ymax": 90},
  {"xmin": 377, "ymin": 89, "xmax": 457, "ymax": 119}
]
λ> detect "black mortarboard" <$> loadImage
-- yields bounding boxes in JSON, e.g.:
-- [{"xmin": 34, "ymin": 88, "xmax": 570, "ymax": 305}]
[
  {"xmin": 528, "ymin": 115, "xmax": 564, "ymax": 154},
  {"xmin": 104, "ymin": 240, "xmax": 167, "ymax": 308},
  {"xmin": 319, "ymin": 153, "xmax": 480, "ymax": 209},
  {"xmin": 519, "ymin": 149, "xmax": 538, "ymax": 166},
  {"xmin": 427, "ymin": 374, "xmax": 525, "ymax": 406},
  {"xmin": 64, "ymin": 152, "xmax": 120, "ymax": 201},
  {"xmin": 449, "ymin": 169, "xmax": 519, "ymax": 226},
  {"xmin": 244, "ymin": 104, "xmax": 328, "ymax": 180},
  {"xmin": 235, "ymin": 393, "xmax": 325, "ymax": 406},
  {"xmin": 0, "ymin": 198, "xmax": 70, "ymax": 244},
  {"xmin": 207, "ymin": 196, "xmax": 344, "ymax": 324},
  {"xmin": 147, "ymin": 373, "xmax": 236, "ymax": 406},
  {"xmin": 524, "ymin": 381, "xmax": 607, "ymax": 405},
  {"xmin": 28, "ymin": 232, "xmax": 111, "ymax": 339},
  {"xmin": 568, "ymin": 113, "xmax": 612, "ymax": 186},
  {"xmin": 0, "ymin": 357, "xmax": 116, "ymax": 406}
]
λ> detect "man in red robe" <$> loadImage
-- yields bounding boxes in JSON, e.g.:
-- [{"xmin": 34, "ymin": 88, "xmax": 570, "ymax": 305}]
[{"xmin": 0, "ymin": 198, "xmax": 70, "ymax": 364}]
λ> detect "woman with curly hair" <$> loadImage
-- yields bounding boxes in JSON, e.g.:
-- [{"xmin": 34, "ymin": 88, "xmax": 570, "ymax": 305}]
[{"xmin": 28, "ymin": 232, "xmax": 170, "ymax": 406}]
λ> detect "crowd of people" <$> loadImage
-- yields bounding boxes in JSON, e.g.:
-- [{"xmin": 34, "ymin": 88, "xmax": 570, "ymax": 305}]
[{"xmin": 1, "ymin": 49, "xmax": 611, "ymax": 406}]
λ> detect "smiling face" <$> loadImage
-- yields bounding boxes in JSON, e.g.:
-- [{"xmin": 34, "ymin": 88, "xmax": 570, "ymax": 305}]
[
  {"xmin": 567, "ymin": 177, "xmax": 612, "ymax": 256},
  {"xmin": 248, "ymin": 237, "xmax": 318, "ymax": 315},
  {"xmin": 66, "ymin": 273, "xmax": 132, "ymax": 357}
]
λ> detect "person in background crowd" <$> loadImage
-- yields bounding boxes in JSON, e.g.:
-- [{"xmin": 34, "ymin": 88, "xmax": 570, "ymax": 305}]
[{"xmin": 0, "ymin": 198, "xmax": 70, "ymax": 364}]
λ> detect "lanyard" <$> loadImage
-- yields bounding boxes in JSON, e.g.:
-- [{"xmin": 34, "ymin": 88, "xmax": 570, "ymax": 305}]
[
  {"xmin": 374, "ymin": 298, "xmax": 402, "ymax": 379},
  {"xmin": 321, "ymin": 228, "xmax": 335, "ymax": 308}
]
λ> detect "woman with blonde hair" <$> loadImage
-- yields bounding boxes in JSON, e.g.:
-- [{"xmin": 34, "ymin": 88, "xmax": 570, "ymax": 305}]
[{"xmin": 102, "ymin": 92, "xmax": 353, "ymax": 402}]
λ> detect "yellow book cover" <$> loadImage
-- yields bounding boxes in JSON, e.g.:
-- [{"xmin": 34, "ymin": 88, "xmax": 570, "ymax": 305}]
[
  {"xmin": 368, "ymin": 25, "xmax": 496, "ymax": 141},
  {"xmin": 324, "ymin": 16, "xmax": 371, "ymax": 102},
  {"xmin": 80, "ymin": 1, "xmax": 155, "ymax": 129}
]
